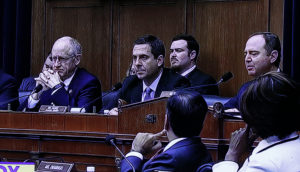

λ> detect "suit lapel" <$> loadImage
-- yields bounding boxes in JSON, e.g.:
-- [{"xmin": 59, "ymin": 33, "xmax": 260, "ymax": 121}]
[{"xmin": 155, "ymin": 69, "xmax": 167, "ymax": 97}]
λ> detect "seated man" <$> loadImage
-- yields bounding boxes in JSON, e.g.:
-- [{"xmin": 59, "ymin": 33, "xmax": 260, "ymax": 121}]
[
  {"xmin": 121, "ymin": 90, "xmax": 213, "ymax": 171},
  {"xmin": 225, "ymin": 32, "xmax": 281, "ymax": 109},
  {"xmin": 20, "ymin": 36, "xmax": 102, "ymax": 112},
  {"xmin": 119, "ymin": 35, "xmax": 190, "ymax": 104},
  {"xmin": 0, "ymin": 70, "xmax": 19, "ymax": 110},
  {"xmin": 213, "ymin": 71, "xmax": 300, "ymax": 172},
  {"xmin": 170, "ymin": 34, "xmax": 218, "ymax": 95}
]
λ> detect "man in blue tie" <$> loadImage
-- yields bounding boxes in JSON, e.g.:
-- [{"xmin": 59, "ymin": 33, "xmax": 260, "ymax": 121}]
[
  {"xmin": 119, "ymin": 35, "xmax": 190, "ymax": 103},
  {"xmin": 121, "ymin": 90, "xmax": 212, "ymax": 171}
]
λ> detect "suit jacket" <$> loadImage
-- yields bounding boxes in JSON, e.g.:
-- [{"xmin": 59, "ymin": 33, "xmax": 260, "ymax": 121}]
[
  {"xmin": 121, "ymin": 137, "xmax": 213, "ymax": 172},
  {"xmin": 19, "ymin": 76, "xmax": 36, "ymax": 91},
  {"xmin": 185, "ymin": 68, "xmax": 219, "ymax": 95},
  {"xmin": 120, "ymin": 68, "xmax": 190, "ymax": 104},
  {"xmin": 19, "ymin": 68, "xmax": 102, "ymax": 112},
  {"xmin": 224, "ymin": 81, "xmax": 252, "ymax": 109},
  {"xmin": 0, "ymin": 70, "xmax": 19, "ymax": 110},
  {"xmin": 213, "ymin": 132, "xmax": 300, "ymax": 172}
]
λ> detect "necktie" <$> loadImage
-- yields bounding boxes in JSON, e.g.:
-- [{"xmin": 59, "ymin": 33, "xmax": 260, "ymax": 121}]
[{"xmin": 144, "ymin": 87, "xmax": 153, "ymax": 101}]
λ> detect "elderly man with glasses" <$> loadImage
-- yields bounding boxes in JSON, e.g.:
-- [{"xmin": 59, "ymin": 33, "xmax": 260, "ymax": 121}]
[{"xmin": 21, "ymin": 36, "xmax": 102, "ymax": 112}]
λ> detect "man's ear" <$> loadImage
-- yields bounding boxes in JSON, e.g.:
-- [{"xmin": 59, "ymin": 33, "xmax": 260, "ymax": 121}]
[
  {"xmin": 74, "ymin": 55, "xmax": 81, "ymax": 66},
  {"xmin": 189, "ymin": 50, "xmax": 197, "ymax": 61},
  {"xmin": 269, "ymin": 50, "xmax": 278, "ymax": 64},
  {"xmin": 164, "ymin": 114, "xmax": 169, "ymax": 131},
  {"xmin": 157, "ymin": 55, "xmax": 164, "ymax": 67}
]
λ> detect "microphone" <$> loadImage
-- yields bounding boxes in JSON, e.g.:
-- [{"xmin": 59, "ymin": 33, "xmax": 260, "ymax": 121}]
[
  {"xmin": 79, "ymin": 82, "xmax": 122, "ymax": 112},
  {"xmin": 0, "ymin": 84, "xmax": 46, "ymax": 110},
  {"xmin": 105, "ymin": 135, "xmax": 136, "ymax": 172},
  {"xmin": 32, "ymin": 84, "xmax": 43, "ymax": 93},
  {"xmin": 216, "ymin": 72, "xmax": 233, "ymax": 84},
  {"xmin": 176, "ymin": 72, "xmax": 234, "ymax": 91}
]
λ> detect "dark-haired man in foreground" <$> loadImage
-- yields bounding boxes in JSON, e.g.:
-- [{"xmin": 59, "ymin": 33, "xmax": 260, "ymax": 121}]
[{"xmin": 121, "ymin": 91, "xmax": 212, "ymax": 171}]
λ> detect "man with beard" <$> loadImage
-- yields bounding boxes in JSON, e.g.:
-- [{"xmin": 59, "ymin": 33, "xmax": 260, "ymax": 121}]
[
  {"xmin": 23, "ymin": 36, "xmax": 102, "ymax": 112},
  {"xmin": 170, "ymin": 34, "xmax": 218, "ymax": 95}
]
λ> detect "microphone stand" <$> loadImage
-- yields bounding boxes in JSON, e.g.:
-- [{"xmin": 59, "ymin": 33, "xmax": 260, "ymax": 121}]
[{"xmin": 106, "ymin": 135, "xmax": 136, "ymax": 172}]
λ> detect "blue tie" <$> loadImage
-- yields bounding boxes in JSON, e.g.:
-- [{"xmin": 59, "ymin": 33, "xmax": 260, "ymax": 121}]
[{"xmin": 144, "ymin": 87, "xmax": 153, "ymax": 101}]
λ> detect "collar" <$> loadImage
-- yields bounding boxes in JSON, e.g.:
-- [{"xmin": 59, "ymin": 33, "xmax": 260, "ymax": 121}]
[
  {"xmin": 253, "ymin": 132, "xmax": 299, "ymax": 155},
  {"xmin": 181, "ymin": 65, "xmax": 196, "ymax": 76},
  {"xmin": 163, "ymin": 137, "xmax": 186, "ymax": 152},
  {"xmin": 63, "ymin": 68, "xmax": 77, "ymax": 89},
  {"xmin": 142, "ymin": 69, "xmax": 163, "ymax": 92}
]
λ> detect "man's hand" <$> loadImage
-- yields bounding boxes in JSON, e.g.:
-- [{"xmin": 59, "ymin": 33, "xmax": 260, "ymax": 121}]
[
  {"xmin": 131, "ymin": 130, "xmax": 166, "ymax": 155},
  {"xmin": 39, "ymin": 70, "xmax": 62, "ymax": 89},
  {"xmin": 225, "ymin": 125, "xmax": 257, "ymax": 162}
]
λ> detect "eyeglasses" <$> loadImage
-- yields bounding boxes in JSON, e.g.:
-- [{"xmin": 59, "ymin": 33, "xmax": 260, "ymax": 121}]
[{"xmin": 50, "ymin": 55, "xmax": 75, "ymax": 63}]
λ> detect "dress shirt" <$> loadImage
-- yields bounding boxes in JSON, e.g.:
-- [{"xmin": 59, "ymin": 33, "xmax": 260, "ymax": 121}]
[
  {"xmin": 213, "ymin": 132, "xmax": 300, "ymax": 172},
  {"xmin": 142, "ymin": 70, "xmax": 163, "ymax": 101}
]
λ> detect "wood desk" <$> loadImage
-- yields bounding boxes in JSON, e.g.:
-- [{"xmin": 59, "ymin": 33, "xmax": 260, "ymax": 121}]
[{"xmin": 0, "ymin": 100, "xmax": 244, "ymax": 171}]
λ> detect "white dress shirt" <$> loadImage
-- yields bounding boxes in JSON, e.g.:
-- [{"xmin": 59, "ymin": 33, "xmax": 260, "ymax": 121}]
[{"xmin": 213, "ymin": 132, "xmax": 300, "ymax": 172}]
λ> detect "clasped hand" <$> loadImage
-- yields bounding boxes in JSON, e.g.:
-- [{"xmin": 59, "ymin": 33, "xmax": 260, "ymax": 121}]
[{"xmin": 35, "ymin": 69, "xmax": 62, "ymax": 90}]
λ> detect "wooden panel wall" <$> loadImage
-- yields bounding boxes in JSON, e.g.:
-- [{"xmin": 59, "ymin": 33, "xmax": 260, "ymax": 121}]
[{"xmin": 31, "ymin": 0, "xmax": 284, "ymax": 96}]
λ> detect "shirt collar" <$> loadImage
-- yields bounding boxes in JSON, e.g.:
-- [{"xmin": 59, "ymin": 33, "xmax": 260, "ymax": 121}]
[
  {"xmin": 63, "ymin": 68, "xmax": 77, "ymax": 89},
  {"xmin": 181, "ymin": 65, "xmax": 196, "ymax": 76},
  {"xmin": 163, "ymin": 137, "xmax": 186, "ymax": 152},
  {"xmin": 253, "ymin": 132, "xmax": 299, "ymax": 154},
  {"xmin": 143, "ymin": 69, "xmax": 163, "ymax": 92}
]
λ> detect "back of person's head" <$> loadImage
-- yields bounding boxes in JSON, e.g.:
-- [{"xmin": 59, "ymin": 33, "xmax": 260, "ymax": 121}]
[
  {"xmin": 134, "ymin": 35, "xmax": 165, "ymax": 59},
  {"xmin": 249, "ymin": 32, "xmax": 281, "ymax": 67},
  {"xmin": 240, "ymin": 71, "xmax": 299, "ymax": 139},
  {"xmin": 172, "ymin": 34, "xmax": 200, "ymax": 61},
  {"xmin": 166, "ymin": 90, "xmax": 208, "ymax": 137}
]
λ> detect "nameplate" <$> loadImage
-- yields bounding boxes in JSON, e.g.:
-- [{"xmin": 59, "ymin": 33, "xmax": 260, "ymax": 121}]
[
  {"xmin": 39, "ymin": 105, "xmax": 67, "ymax": 113},
  {"xmin": 36, "ymin": 161, "xmax": 73, "ymax": 172},
  {"xmin": 160, "ymin": 91, "xmax": 174, "ymax": 98}
]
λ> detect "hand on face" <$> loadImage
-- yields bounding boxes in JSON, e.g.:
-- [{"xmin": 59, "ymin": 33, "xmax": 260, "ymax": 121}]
[
  {"xmin": 131, "ymin": 130, "xmax": 166, "ymax": 155},
  {"xmin": 225, "ymin": 125, "xmax": 257, "ymax": 162},
  {"xmin": 38, "ymin": 69, "xmax": 62, "ymax": 89}
]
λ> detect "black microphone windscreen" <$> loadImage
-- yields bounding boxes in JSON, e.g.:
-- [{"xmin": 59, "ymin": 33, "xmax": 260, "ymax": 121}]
[
  {"xmin": 112, "ymin": 82, "xmax": 122, "ymax": 91},
  {"xmin": 221, "ymin": 72, "xmax": 233, "ymax": 83},
  {"xmin": 105, "ymin": 135, "xmax": 116, "ymax": 144},
  {"xmin": 33, "ymin": 84, "xmax": 43, "ymax": 93}
]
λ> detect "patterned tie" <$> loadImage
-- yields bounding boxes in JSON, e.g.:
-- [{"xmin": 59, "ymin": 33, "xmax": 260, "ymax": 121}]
[{"xmin": 144, "ymin": 87, "xmax": 153, "ymax": 101}]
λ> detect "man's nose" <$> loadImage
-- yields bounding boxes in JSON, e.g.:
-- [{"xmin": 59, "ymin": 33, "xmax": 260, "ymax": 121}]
[
  {"xmin": 245, "ymin": 54, "xmax": 252, "ymax": 62},
  {"xmin": 134, "ymin": 58, "xmax": 142, "ymax": 66}
]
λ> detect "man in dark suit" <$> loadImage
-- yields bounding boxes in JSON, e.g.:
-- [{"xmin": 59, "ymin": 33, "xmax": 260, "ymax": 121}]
[
  {"xmin": 121, "ymin": 90, "xmax": 212, "ymax": 172},
  {"xmin": 224, "ymin": 32, "xmax": 281, "ymax": 109},
  {"xmin": 20, "ymin": 36, "xmax": 102, "ymax": 112},
  {"xmin": 0, "ymin": 70, "xmax": 19, "ymax": 110},
  {"xmin": 170, "ymin": 34, "xmax": 218, "ymax": 95},
  {"xmin": 119, "ymin": 35, "xmax": 190, "ymax": 104}
]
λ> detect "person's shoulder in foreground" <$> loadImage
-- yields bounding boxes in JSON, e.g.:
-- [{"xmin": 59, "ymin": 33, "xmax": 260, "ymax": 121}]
[{"xmin": 0, "ymin": 70, "xmax": 19, "ymax": 110}]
